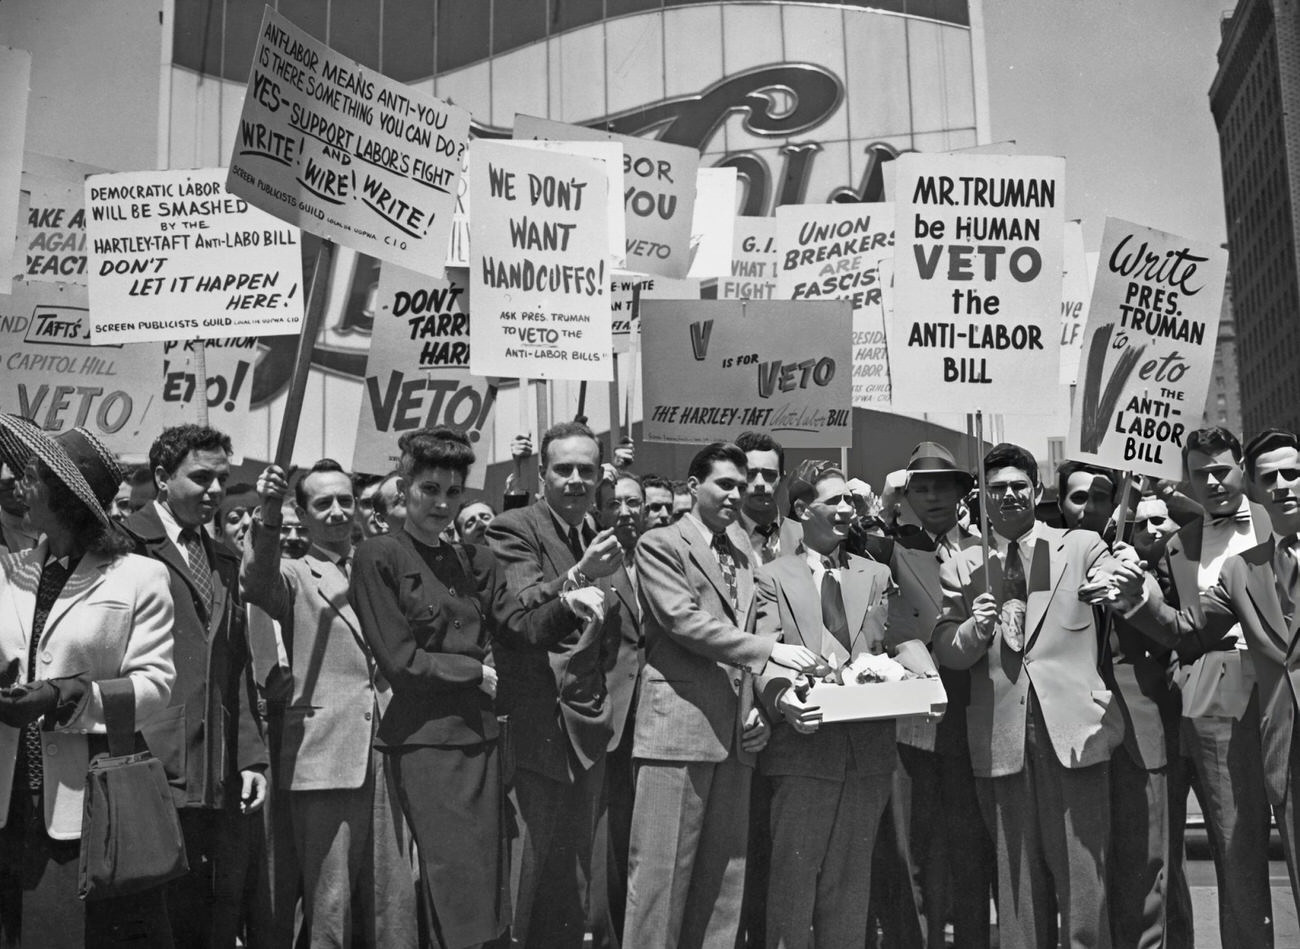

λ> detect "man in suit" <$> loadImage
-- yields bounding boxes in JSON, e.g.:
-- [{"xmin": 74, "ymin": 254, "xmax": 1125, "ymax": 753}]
[
  {"xmin": 1118, "ymin": 428, "xmax": 1300, "ymax": 927},
  {"xmin": 755, "ymin": 463, "xmax": 898, "ymax": 947},
  {"xmin": 589, "ymin": 472, "xmax": 646, "ymax": 949},
  {"xmin": 1056, "ymin": 460, "xmax": 1187, "ymax": 949},
  {"xmin": 123, "ymin": 424, "xmax": 268, "ymax": 948},
  {"xmin": 623, "ymin": 442, "xmax": 817, "ymax": 949},
  {"xmin": 242, "ymin": 460, "xmax": 416, "ymax": 948},
  {"xmin": 933, "ymin": 443, "xmax": 1125, "ymax": 949},
  {"xmin": 486, "ymin": 420, "xmax": 623, "ymax": 949},
  {"xmin": 868, "ymin": 442, "xmax": 991, "ymax": 949}
]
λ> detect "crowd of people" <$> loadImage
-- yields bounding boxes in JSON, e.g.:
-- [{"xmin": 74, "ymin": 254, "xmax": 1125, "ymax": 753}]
[{"xmin": 1, "ymin": 412, "xmax": 1299, "ymax": 949}]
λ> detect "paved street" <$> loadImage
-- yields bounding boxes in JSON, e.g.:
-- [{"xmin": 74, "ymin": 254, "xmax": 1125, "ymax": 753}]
[{"xmin": 1188, "ymin": 859, "xmax": 1299, "ymax": 948}]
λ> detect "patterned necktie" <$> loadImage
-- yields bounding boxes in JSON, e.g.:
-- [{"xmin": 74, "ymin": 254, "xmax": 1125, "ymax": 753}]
[
  {"xmin": 180, "ymin": 528, "xmax": 215, "ymax": 614},
  {"xmin": 820, "ymin": 558, "xmax": 852, "ymax": 652},
  {"xmin": 1276, "ymin": 536, "xmax": 1298, "ymax": 627},
  {"xmin": 20, "ymin": 560, "xmax": 71, "ymax": 791},
  {"xmin": 1002, "ymin": 540, "xmax": 1028, "ymax": 603},
  {"xmin": 712, "ymin": 532, "xmax": 738, "ymax": 610}
]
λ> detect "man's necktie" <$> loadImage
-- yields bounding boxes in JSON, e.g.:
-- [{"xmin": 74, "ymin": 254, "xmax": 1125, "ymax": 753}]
[
  {"xmin": 1002, "ymin": 541, "xmax": 1028, "ymax": 603},
  {"xmin": 1276, "ymin": 535, "xmax": 1299, "ymax": 627},
  {"xmin": 337, "ymin": 553, "xmax": 351, "ymax": 582},
  {"xmin": 820, "ymin": 558, "xmax": 852, "ymax": 652},
  {"xmin": 180, "ymin": 528, "xmax": 215, "ymax": 614},
  {"xmin": 1211, "ymin": 508, "xmax": 1253, "ymax": 526},
  {"xmin": 712, "ymin": 532, "xmax": 738, "ymax": 610},
  {"xmin": 567, "ymin": 525, "xmax": 585, "ymax": 564},
  {"xmin": 20, "ymin": 560, "xmax": 71, "ymax": 791}
]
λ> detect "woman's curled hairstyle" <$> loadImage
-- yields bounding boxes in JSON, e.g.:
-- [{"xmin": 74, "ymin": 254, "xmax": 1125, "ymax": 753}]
[{"xmin": 396, "ymin": 426, "xmax": 476, "ymax": 479}]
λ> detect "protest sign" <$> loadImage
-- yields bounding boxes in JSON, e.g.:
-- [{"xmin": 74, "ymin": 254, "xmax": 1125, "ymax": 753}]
[
  {"xmin": 0, "ymin": 280, "xmax": 255, "ymax": 459},
  {"xmin": 513, "ymin": 114, "xmax": 698, "ymax": 279},
  {"xmin": 22, "ymin": 175, "xmax": 87, "ymax": 283},
  {"xmin": 469, "ymin": 141, "xmax": 612, "ymax": 382},
  {"xmin": 1058, "ymin": 220, "xmax": 1090, "ymax": 385},
  {"xmin": 720, "ymin": 216, "xmax": 778, "ymax": 300},
  {"xmin": 1067, "ymin": 218, "xmax": 1227, "ymax": 478},
  {"xmin": 687, "ymin": 166, "xmax": 738, "ymax": 279},
  {"xmin": 890, "ymin": 153, "xmax": 1064, "ymax": 414},
  {"xmin": 510, "ymin": 140, "xmax": 625, "ymax": 267},
  {"xmin": 353, "ymin": 263, "xmax": 494, "ymax": 485},
  {"xmin": 85, "ymin": 168, "xmax": 304, "ymax": 343},
  {"xmin": 775, "ymin": 202, "xmax": 894, "ymax": 307},
  {"xmin": 228, "ymin": 7, "xmax": 471, "ymax": 273},
  {"xmin": 640, "ymin": 299, "xmax": 852, "ymax": 448},
  {"xmin": 610, "ymin": 272, "xmax": 700, "ymax": 353},
  {"xmin": 852, "ymin": 306, "xmax": 892, "ymax": 410},
  {"xmin": 0, "ymin": 49, "xmax": 30, "ymax": 294}
]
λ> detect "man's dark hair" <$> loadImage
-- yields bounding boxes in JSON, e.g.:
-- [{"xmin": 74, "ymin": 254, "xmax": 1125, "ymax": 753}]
[
  {"xmin": 1182, "ymin": 426, "xmax": 1243, "ymax": 473},
  {"xmin": 735, "ymin": 430, "xmax": 785, "ymax": 475},
  {"xmin": 372, "ymin": 471, "xmax": 401, "ymax": 517},
  {"xmin": 641, "ymin": 473, "xmax": 672, "ymax": 494},
  {"xmin": 398, "ymin": 427, "xmax": 475, "ymax": 479},
  {"xmin": 788, "ymin": 462, "xmax": 846, "ymax": 512},
  {"xmin": 148, "ymin": 425, "xmax": 233, "ymax": 479},
  {"xmin": 352, "ymin": 472, "xmax": 383, "ymax": 495},
  {"xmin": 1055, "ymin": 460, "xmax": 1118, "ymax": 504},
  {"xmin": 128, "ymin": 465, "xmax": 154, "ymax": 488},
  {"xmin": 539, "ymin": 420, "xmax": 602, "ymax": 468},
  {"xmin": 670, "ymin": 480, "xmax": 691, "ymax": 497},
  {"xmin": 1243, "ymin": 428, "xmax": 1300, "ymax": 480},
  {"xmin": 687, "ymin": 442, "xmax": 748, "ymax": 483},
  {"xmin": 983, "ymin": 443, "xmax": 1039, "ymax": 486},
  {"xmin": 294, "ymin": 458, "xmax": 352, "ymax": 508}
]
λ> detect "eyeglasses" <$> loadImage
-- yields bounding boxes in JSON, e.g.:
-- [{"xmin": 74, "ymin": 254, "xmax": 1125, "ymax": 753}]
[{"xmin": 1136, "ymin": 516, "xmax": 1168, "ymax": 529}]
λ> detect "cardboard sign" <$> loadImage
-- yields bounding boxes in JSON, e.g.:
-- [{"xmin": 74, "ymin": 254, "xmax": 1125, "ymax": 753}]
[
  {"xmin": 353, "ymin": 263, "xmax": 494, "ymax": 485},
  {"xmin": 510, "ymin": 140, "xmax": 625, "ymax": 267},
  {"xmin": 228, "ymin": 7, "xmax": 471, "ymax": 273},
  {"xmin": 610, "ymin": 272, "xmax": 701, "ymax": 353},
  {"xmin": 85, "ymin": 168, "xmax": 304, "ymax": 343},
  {"xmin": 775, "ymin": 202, "xmax": 894, "ymax": 307},
  {"xmin": 890, "ymin": 153, "xmax": 1064, "ymax": 414},
  {"xmin": 513, "ymin": 114, "xmax": 698, "ymax": 279},
  {"xmin": 0, "ymin": 281, "xmax": 255, "ymax": 460},
  {"xmin": 22, "ymin": 174, "xmax": 87, "ymax": 284},
  {"xmin": 1058, "ymin": 220, "xmax": 1090, "ymax": 385},
  {"xmin": 720, "ymin": 216, "xmax": 778, "ymax": 300},
  {"xmin": 852, "ymin": 305, "xmax": 892, "ymax": 410},
  {"xmin": 0, "ymin": 49, "xmax": 30, "ymax": 294},
  {"xmin": 1067, "ymin": 218, "xmax": 1227, "ymax": 478},
  {"xmin": 640, "ymin": 299, "xmax": 852, "ymax": 448},
  {"xmin": 687, "ymin": 166, "xmax": 738, "ymax": 279},
  {"xmin": 469, "ymin": 141, "xmax": 612, "ymax": 382}
]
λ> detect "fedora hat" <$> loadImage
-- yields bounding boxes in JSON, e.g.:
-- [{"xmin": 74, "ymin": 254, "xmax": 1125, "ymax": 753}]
[
  {"xmin": 904, "ymin": 441, "xmax": 974, "ymax": 491},
  {"xmin": 0, "ymin": 415, "xmax": 123, "ymax": 529}
]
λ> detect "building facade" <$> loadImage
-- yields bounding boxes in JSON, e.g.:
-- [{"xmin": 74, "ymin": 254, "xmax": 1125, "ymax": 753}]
[{"xmin": 1211, "ymin": 0, "xmax": 1300, "ymax": 437}]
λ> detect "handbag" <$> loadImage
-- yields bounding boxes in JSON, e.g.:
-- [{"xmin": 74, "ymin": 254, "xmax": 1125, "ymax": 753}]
[{"xmin": 78, "ymin": 679, "xmax": 189, "ymax": 901}]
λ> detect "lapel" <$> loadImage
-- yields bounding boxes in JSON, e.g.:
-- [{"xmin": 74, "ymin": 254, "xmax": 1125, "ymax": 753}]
[
  {"xmin": 40, "ymin": 551, "xmax": 111, "ymax": 645},
  {"xmin": 1241, "ymin": 539, "xmax": 1290, "ymax": 653},
  {"xmin": 6, "ymin": 541, "xmax": 42, "ymax": 651},
  {"xmin": 611, "ymin": 562, "xmax": 640, "ymax": 630},
  {"xmin": 206, "ymin": 556, "xmax": 229, "ymax": 638},
  {"xmin": 775, "ymin": 557, "xmax": 825, "ymax": 654},
  {"xmin": 531, "ymin": 502, "xmax": 580, "ymax": 578},
  {"xmin": 1167, "ymin": 523, "xmax": 1203, "ymax": 609},
  {"xmin": 683, "ymin": 518, "xmax": 734, "ymax": 619},
  {"xmin": 1024, "ymin": 529, "xmax": 1062, "ymax": 652},
  {"xmin": 728, "ymin": 521, "xmax": 755, "ymax": 629},
  {"xmin": 308, "ymin": 551, "xmax": 367, "ymax": 655}
]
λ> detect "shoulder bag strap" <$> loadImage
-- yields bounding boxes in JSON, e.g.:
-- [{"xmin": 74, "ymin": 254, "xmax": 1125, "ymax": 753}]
[{"xmin": 99, "ymin": 678, "xmax": 137, "ymax": 759}]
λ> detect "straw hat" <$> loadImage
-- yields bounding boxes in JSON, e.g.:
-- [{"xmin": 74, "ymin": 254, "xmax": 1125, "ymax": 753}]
[{"xmin": 0, "ymin": 415, "xmax": 123, "ymax": 528}]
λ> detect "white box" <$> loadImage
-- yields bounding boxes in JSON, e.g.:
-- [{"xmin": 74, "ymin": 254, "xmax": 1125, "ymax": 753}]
[{"xmin": 807, "ymin": 640, "xmax": 948, "ymax": 724}]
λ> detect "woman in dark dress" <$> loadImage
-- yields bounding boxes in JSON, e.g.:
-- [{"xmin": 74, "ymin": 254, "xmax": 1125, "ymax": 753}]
[{"xmin": 348, "ymin": 426, "xmax": 508, "ymax": 949}]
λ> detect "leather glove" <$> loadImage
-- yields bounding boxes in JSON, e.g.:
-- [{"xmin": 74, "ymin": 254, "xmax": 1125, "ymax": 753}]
[{"xmin": 0, "ymin": 676, "xmax": 88, "ymax": 729}]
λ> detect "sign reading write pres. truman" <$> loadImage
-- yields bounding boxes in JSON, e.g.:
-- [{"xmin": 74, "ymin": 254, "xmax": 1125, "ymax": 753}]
[
  {"xmin": 354, "ymin": 264, "xmax": 494, "ymax": 484},
  {"xmin": 0, "ymin": 280, "xmax": 256, "ymax": 459},
  {"xmin": 513, "ymin": 115, "xmax": 698, "ymax": 279},
  {"xmin": 1067, "ymin": 218, "xmax": 1226, "ymax": 478},
  {"xmin": 470, "ymin": 142, "xmax": 612, "ymax": 381},
  {"xmin": 228, "ymin": 7, "xmax": 470, "ymax": 273},
  {"xmin": 641, "ymin": 300, "xmax": 852, "ymax": 448},
  {"xmin": 85, "ymin": 168, "xmax": 303, "ymax": 343},
  {"xmin": 890, "ymin": 153, "xmax": 1064, "ymax": 413}
]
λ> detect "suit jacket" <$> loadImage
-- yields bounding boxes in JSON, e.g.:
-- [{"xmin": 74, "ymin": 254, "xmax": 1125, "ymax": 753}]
[
  {"xmin": 1102, "ymin": 607, "xmax": 1178, "ymax": 771},
  {"xmin": 0, "ymin": 543, "xmax": 175, "ymax": 839},
  {"xmin": 633, "ymin": 516, "xmax": 772, "ymax": 764},
  {"xmin": 755, "ymin": 551, "xmax": 897, "ymax": 781},
  {"xmin": 1155, "ymin": 507, "xmax": 1270, "ymax": 720},
  {"xmin": 487, "ymin": 502, "xmax": 619, "ymax": 783},
  {"xmin": 242, "ymin": 521, "xmax": 389, "ymax": 791},
  {"xmin": 1129, "ymin": 537, "xmax": 1300, "ymax": 804},
  {"xmin": 933, "ymin": 523, "xmax": 1125, "ymax": 778},
  {"xmin": 604, "ymin": 560, "xmax": 642, "ymax": 752},
  {"xmin": 348, "ymin": 531, "xmax": 499, "ymax": 749},
  {"xmin": 125, "ymin": 502, "xmax": 266, "ymax": 809}
]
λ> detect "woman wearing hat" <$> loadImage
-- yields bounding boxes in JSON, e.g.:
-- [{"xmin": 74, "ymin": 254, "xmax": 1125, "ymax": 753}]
[{"xmin": 0, "ymin": 415, "xmax": 177, "ymax": 948}]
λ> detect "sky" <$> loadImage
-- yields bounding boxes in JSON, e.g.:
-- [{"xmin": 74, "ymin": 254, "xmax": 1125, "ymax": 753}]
[{"xmin": 983, "ymin": 0, "xmax": 1231, "ymax": 251}]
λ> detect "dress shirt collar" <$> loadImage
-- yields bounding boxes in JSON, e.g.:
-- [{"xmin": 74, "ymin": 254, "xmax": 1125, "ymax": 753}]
[
  {"xmin": 991, "ymin": 520, "xmax": 1038, "ymax": 557},
  {"xmin": 684, "ymin": 511, "xmax": 721, "ymax": 546},
  {"xmin": 154, "ymin": 498, "xmax": 188, "ymax": 550},
  {"xmin": 545, "ymin": 500, "xmax": 589, "ymax": 539},
  {"xmin": 309, "ymin": 542, "xmax": 352, "ymax": 568},
  {"xmin": 1205, "ymin": 497, "xmax": 1253, "ymax": 532}
]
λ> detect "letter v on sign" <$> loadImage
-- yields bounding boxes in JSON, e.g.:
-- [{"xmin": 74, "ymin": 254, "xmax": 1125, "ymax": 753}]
[{"xmin": 690, "ymin": 320, "xmax": 713, "ymax": 362}]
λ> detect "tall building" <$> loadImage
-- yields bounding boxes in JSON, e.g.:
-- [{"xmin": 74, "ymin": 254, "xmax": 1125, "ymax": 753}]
[
  {"xmin": 1210, "ymin": 0, "xmax": 1300, "ymax": 437},
  {"xmin": 1202, "ymin": 265, "xmax": 1245, "ymax": 434}
]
